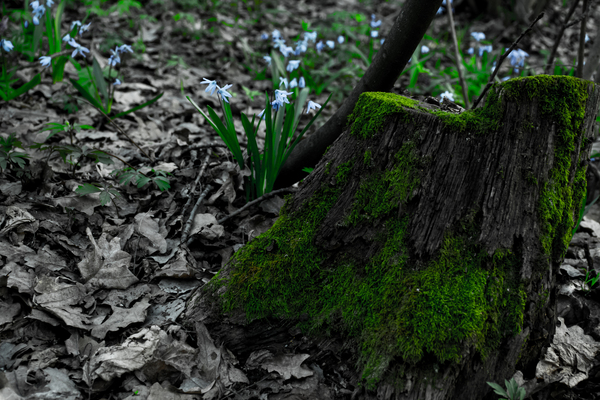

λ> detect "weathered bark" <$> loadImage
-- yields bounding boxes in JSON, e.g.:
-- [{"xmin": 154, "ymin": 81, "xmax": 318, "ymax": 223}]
[
  {"xmin": 274, "ymin": 0, "xmax": 443, "ymax": 189},
  {"xmin": 186, "ymin": 76, "xmax": 600, "ymax": 400}
]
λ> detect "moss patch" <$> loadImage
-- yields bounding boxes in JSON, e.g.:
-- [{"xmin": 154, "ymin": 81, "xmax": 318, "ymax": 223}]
[
  {"xmin": 506, "ymin": 75, "xmax": 592, "ymax": 260},
  {"xmin": 346, "ymin": 90, "xmax": 505, "ymax": 140},
  {"xmin": 346, "ymin": 140, "xmax": 421, "ymax": 225}
]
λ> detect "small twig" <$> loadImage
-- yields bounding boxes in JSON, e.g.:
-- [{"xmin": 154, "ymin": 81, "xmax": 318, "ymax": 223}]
[
  {"xmin": 187, "ymin": 142, "xmax": 231, "ymax": 151},
  {"xmin": 446, "ymin": 0, "xmax": 470, "ymax": 108},
  {"xmin": 565, "ymin": 0, "xmax": 596, "ymax": 29},
  {"xmin": 544, "ymin": 0, "xmax": 581, "ymax": 74},
  {"xmin": 179, "ymin": 151, "xmax": 211, "ymax": 234},
  {"xmin": 90, "ymin": 148, "xmax": 137, "ymax": 170},
  {"xmin": 577, "ymin": 0, "xmax": 589, "ymax": 78},
  {"xmin": 217, "ymin": 187, "xmax": 299, "ymax": 225},
  {"xmin": 472, "ymin": 13, "xmax": 544, "ymax": 109},
  {"xmin": 180, "ymin": 184, "xmax": 213, "ymax": 245}
]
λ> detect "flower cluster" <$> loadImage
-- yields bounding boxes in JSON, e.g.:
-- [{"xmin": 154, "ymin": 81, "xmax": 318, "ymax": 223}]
[
  {"xmin": 256, "ymin": 88, "xmax": 321, "ymax": 117},
  {"xmin": 200, "ymin": 78, "xmax": 234, "ymax": 103},
  {"xmin": 29, "ymin": 0, "xmax": 53, "ymax": 26},
  {"xmin": 466, "ymin": 32, "xmax": 492, "ymax": 57},
  {"xmin": 370, "ymin": 14, "xmax": 381, "ymax": 39},
  {"xmin": 507, "ymin": 48, "xmax": 529, "ymax": 72},
  {"xmin": 107, "ymin": 44, "xmax": 133, "ymax": 67}
]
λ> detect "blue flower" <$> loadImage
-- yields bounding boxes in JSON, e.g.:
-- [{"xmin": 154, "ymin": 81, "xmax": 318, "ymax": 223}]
[
  {"xmin": 62, "ymin": 34, "xmax": 71, "ymax": 42},
  {"xmin": 299, "ymin": 77, "xmax": 305, "ymax": 88},
  {"xmin": 338, "ymin": 35, "xmax": 344, "ymax": 44},
  {"xmin": 380, "ymin": 38, "xmax": 385, "ymax": 44},
  {"xmin": 279, "ymin": 77, "xmax": 289, "ymax": 89},
  {"xmin": 108, "ymin": 55, "xmax": 119, "ymax": 66},
  {"xmin": 33, "ymin": 16, "xmax": 39, "ymax": 25},
  {"xmin": 316, "ymin": 41, "xmax": 324, "ymax": 53},
  {"xmin": 71, "ymin": 20, "xmax": 82, "ymax": 31},
  {"xmin": 287, "ymin": 60, "xmax": 300, "ymax": 72},
  {"xmin": 31, "ymin": 4, "xmax": 45, "ymax": 19},
  {"xmin": 272, "ymin": 89, "xmax": 292, "ymax": 110},
  {"xmin": 370, "ymin": 14, "xmax": 382, "ymax": 28},
  {"xmin": 72, "ymin": 46, "xmax": 90, "ymax": 58},
  {"xmin": 39, "ymin": 56, "xmax": 51, "ymax": 67},
  {"xmin": 201, "ymin": 78, "xmax": 219, "ymax": 96},
  {"xmin": 1, "ymin": 39, "xmax": 14, "ymax": 52},
  {"xmin": 118, "ymin": 44, "xmax": 133, "ymax": 53},
  {"xmin": 304, "ymin": 31, "xmax": 317, "ymax": 42},
  {"xmin": 478, "ymin": 45, "xmax": 492, "ymax": 57},
  {"xmin": 24, "ymin": 21, "xmax": 28, "ymax": 28},
  {"xmin": 272, "ymin": 29, "xmax": 281, "ymax": 39},
  {"xmin": 421, "ymin": 45, "xmax": 430, "ymax": 53},
  {"xmin": 467, "ymin": 47, "xmax": 474, "ymax": 55},
  {"xmin": 217, "ymin": 84, "xmax": 233, "ymax": 103},
  {"xmin": 79, "ymin": 22, "xmax": 92, "ymax": 35},
  {"xmin": 113, "ymin": 79, "xmax": 122, "ymax": 86},
  {"xmin": 280, "ymin": 46, "xmax": 294, "ymax": 57},
  {"xmin": 470, "ymin": 32, "xmax": 485, "ymax": 42},
  {"xmin": 273, "ymin": 38, "xmax": 286, "ymax": 49},
  {"xmin": 108, "ymin": 48, "xmax": 121, "ymax": 66},
  {"xmin": 326, "ymin": 40, "xmax": 334, "ymax": 49},
  {"xmin": 47, "ymin": 0, "xmax": 55, "ymax": 6},
  {"xmin": 258, "ymin": 109, "xmax": 266, "ymax": 120},
  {"xmin": 294, "ymin": 40, "xmax": 307, "ymax": 55},
  {"xmin": 275, "ymin": 89, "xmax": 292, "ymax": 105},
  {"xmin": 68, "ymin": 39, "xmax": 89, "ymax": 58},
  {"xmin": 263, "ymin": 55, "xmax": 272, "ymax": 66},
  {"xmin": 261, "ymin": 33, "xmax": 269, "ymax": 40},
  {"xmin": 440, "ymin": 91, "xmax": 454, "ymax": 101},
  {"xmin": 306, "ymin": 100, "xmax": 321, "ymax": 113},
  {"xmin": 294, "ymin": 42, "xmax": 308, "ymax": 56},
  {"xmin": 508, "ymin": 48, "xmax": 529, "ymax": 68},
  {"xmin": 289, "ymin": 78, "xmax": 298, "ymax": 88},
  {"xmin": 371, "ymin": 30, "xmax": 379, "ymax": 38}
]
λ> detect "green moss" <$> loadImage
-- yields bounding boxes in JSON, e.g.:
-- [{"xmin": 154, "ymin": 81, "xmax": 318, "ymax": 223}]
[
  {"xmin": 347, "ymin": 92, "xmax": 420, "ymax": 139},
  {"xmin": 515, "ymin": 76, "xmax": 592, "ymax": 259},
  {"xmin": 364, "ymin": 149, "xmax": 372, "ymax": 166},
  {"xmin": 209, "ymin": 75, "xmax": 593, "ymax": 389},
  {"xmin": 347, "ymin": 89, "xmax": 505, "ymax": 140},
  {"xmin": 324, "ymin": 161, "xmax": 331, "ymax": 175},
  {"xmin": 346, "ymin": 140, "xmax": 421, "ymax": 225},
  {"xmin": 336, "ymin": 159, "xmax": 354, "ymax": 185}
]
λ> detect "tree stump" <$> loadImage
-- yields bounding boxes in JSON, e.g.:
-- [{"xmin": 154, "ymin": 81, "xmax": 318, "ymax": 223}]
[{"xmin": 185, "ymin": 75, "xmax": 600, "ymax": 399}]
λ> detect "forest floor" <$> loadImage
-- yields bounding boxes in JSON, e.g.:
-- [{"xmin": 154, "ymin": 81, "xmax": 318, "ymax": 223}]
[{"xmin": 1, "ymin": 0, "xmax": 599, "ymax": 399}]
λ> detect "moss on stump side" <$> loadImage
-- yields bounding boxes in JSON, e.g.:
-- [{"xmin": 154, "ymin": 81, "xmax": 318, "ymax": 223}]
[{"xmin": 207, "ymin": 75, "xmax": 593, "ymax": 387}]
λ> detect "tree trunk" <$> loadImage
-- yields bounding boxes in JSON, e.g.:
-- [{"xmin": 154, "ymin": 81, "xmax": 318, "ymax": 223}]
[
  {"xmin": 274, "ymin": 0, "xmax": 444, "ymax": 189},
  {"xmin": 185, "ymin": 75, "xmax": 600, "ymax": 400}
]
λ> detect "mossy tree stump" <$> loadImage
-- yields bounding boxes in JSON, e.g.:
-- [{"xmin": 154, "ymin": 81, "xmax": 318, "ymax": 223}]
[{"xmin": 186, "ymin": 76, "xmax": 600, "ymax": 399}]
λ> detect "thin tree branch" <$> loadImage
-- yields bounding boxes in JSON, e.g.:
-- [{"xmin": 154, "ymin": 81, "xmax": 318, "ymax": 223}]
[
  {"xmin": 472, "ymin": 13, "xmax": 544, "ymax": 109},
  {"xmin": 446, "ymin": 0, "xmax": 470, "ymax": 108},
  {"xmin": 577, "ymin": 0, "xmax": 589, "ymax": 78},
  {"xmin": 544, "ymin": 0, "xmax": 581, "ymax": 74}
]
